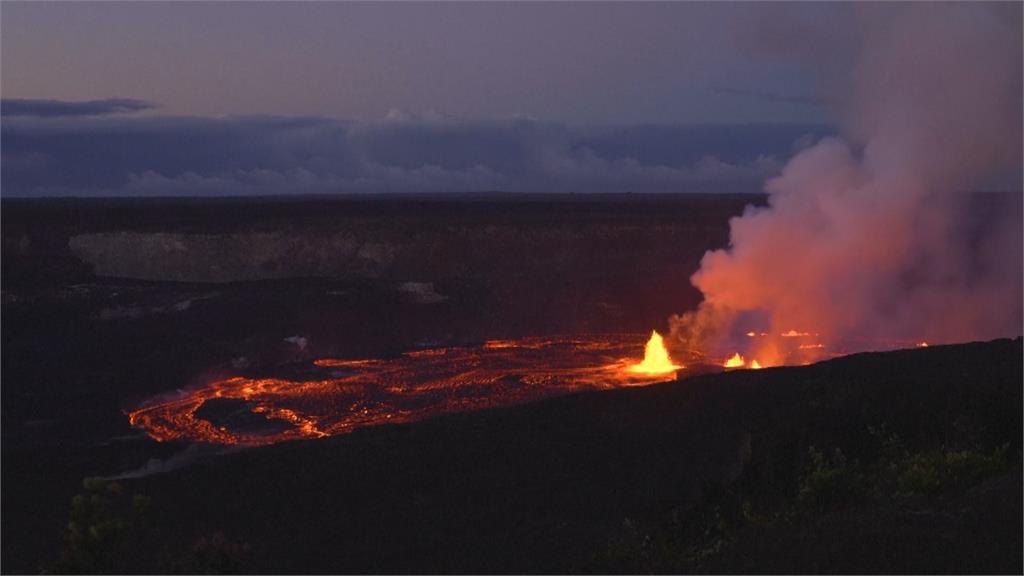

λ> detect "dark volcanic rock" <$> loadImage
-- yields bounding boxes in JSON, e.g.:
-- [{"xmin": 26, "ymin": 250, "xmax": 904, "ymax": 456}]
[{"xmin": 193, "ymin": 398, "xmax": 296, "ymax": 436}]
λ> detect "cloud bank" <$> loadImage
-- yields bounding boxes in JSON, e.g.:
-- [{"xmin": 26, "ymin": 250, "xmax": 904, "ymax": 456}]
[
  {"xmin": 1, "ymin": 109, "xmax": 833, "ymax": 196},
  {"xmin": 1, "ymin": 97, "xmax": 156, "ymax": 118}
]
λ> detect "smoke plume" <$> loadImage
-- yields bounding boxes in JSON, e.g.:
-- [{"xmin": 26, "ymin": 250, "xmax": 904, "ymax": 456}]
[{"xmin": 671, "ymin": 3, "xmax": 1023, "ymax": 365}]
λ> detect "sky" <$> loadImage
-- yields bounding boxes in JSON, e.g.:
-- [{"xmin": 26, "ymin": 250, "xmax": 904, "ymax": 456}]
[
  {"xmin": 2, "ymin": 2, "xmax": 830, "ymax": 123},
  {"xmin": 0, "ymin": 2, "xmax": 1017, "ymax": 196}
]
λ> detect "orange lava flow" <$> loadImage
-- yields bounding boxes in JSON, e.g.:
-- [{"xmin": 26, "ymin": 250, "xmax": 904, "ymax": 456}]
[{"xmin": 127, "ymin": 334, "xmax": 684, "ymax": 446}]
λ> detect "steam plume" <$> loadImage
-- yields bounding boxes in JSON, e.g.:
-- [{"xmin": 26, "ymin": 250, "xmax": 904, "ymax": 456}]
[{"xmin": 672, "ymin": 4, "xmax": 1022, "ymax": 364}]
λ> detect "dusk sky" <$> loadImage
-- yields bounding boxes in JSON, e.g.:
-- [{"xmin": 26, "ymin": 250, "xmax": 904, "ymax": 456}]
[
  {"xmin": 1, "ymin": 2, "xmax": 1018, "ymax": 196},
  {"xmin": 2, "ymin": 2, "xmax": 833, "ymax": 123}
]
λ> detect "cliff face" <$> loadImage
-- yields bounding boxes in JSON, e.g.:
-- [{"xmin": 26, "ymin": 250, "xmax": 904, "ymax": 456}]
[
  {"xmin": 5, "ymin": 195, "xmax": 758, "ymax": 285},
  {"xmin": 66, "ymin": 222, "xmax": 725, "ymax": 283},
  {"xmin": 68, "ymin": 231, "xmax": 375, "ymax": 282}
]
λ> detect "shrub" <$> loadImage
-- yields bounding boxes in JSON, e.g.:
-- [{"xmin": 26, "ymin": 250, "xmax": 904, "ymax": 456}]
[
  {"xmin": 49, "ymin": 478, "xmax": 150, "ymax": 574},
  {"xmin": 895, "ymin": 444, "xmax": 1010, "ymax": 496},
  {"xmin": 796, "ymin": 447, "xmax": 867, "ymax": 513},
  {"xmin": 168, "ymin": 531, "xmax": 251, "ymax": 574}
]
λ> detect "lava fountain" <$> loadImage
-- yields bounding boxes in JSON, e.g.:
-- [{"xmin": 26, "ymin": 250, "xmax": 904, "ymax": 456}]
[
  {"xmin": 629, "ymin": 331, "xmax": 681, "ymax": 375},
  {"xmin": 723, "ymin": 353, "xmax": 745, "ymax": 368}
]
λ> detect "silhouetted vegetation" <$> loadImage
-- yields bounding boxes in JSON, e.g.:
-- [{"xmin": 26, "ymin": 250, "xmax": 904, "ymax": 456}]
[
  {"xmin": 46, "ymin": 478, "xmax": 250, "ymax": 574},
  {"xmin": 166, "ymin": 532, "xmax": 251, "ymax": 575},
  {"xmin": 48, "ymin": 478, "xmax": 150, "ymax": 574},
  {"xmin": 590, "ymin": 421, "xmax": 1018, "ymax": 573},
  {"xmin": 795, "ymin": 446, "xmax": 868, "ymax": 513},
  {"xmin": 894, "ymin": 445, "xmax": 1010, "ymax": 496}
]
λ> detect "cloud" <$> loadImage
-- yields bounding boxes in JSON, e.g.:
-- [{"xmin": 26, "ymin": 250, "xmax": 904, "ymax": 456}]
[
  {"xmin": 1, "ymin": 97, "xmax": 157, "ymax": 118},
  {"xmin": 712, "ymin": 86, "xmax": 822, "ymax": 106},
  {"xmin": 1, "ymin": 113, "xmax": 835, "ymax": 196}
]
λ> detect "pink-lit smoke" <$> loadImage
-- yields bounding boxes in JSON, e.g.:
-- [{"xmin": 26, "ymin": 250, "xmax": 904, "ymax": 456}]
[{"xmin": 671, "ymin": 3, "xmax": 1022, "ymax": 365}]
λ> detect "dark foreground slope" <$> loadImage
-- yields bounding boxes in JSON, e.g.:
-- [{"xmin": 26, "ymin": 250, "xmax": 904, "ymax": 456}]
[{"xmin": 50, "ymin": 338, "xmax": 1021, "ymax": 574}]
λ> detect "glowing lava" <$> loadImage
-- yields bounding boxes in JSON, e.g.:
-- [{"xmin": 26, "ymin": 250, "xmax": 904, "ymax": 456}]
[
  {"xmin": 628, "ymin": 331, "xmax": 682, "ymax": 375},
  {"xmin": 723, "ymin": 353, "xmax": 762, "ymax": 369},
  {"xmin": 125, "ymin": 327, "xmax": 939, "ymax": 447},
  {"xmin": 724, "ymin": 353, "xmax": 745, "ymax": 368},
  {"xmin": 128, "ymin": 333, "xmax": 689, "ymax": 446}
]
